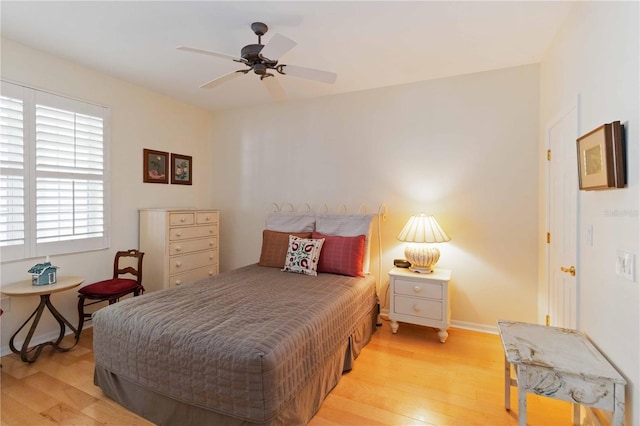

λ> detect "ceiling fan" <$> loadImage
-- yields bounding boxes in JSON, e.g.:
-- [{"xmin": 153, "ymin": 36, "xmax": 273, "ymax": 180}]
[{"xmin": 177, "ymin": 22, "xmax": 337, "ymax": 100}]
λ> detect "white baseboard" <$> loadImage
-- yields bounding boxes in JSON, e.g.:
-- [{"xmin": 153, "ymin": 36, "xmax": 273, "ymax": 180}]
[
  {"xmin": 377, "ymin": 309, "xmax": 497, "ymax": 335},
  {"xmin": 451, "ymin": 320, "xmax": 498, "ymax": 335}
]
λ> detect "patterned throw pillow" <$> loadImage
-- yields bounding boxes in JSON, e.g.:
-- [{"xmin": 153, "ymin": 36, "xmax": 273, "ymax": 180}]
[{"xmin": 282, "ymin": 235, "xmax": 325, "ymax": 276}]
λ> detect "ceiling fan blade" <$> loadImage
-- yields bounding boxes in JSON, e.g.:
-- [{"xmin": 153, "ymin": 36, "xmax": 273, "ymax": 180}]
[
  {"xmin": 259, "ymin": 33, "xmax": 297, "ymax": 60},
  {"xmin": 177, "ymin": 46, "xmax": 242, "ymax": 63},
  {"xmin": 280, "ymin": 64, "xmax": 337, "ymax": 84},
  {"xmin": 262, "ymin": 76, "xmax": 286, "ymax": 101},
  {"xmin": 200, "ymin": 71, "xmax": 243, "ymax": 89}
]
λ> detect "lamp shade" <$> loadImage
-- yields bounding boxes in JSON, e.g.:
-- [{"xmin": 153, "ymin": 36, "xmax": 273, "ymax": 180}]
[
  {"xmin": 397, "ymin": 214, "xmax": 450, "ymax": 273},
  {"xmin": 397, "ymin": 214, "xmax": 451, "ymax": 243}
]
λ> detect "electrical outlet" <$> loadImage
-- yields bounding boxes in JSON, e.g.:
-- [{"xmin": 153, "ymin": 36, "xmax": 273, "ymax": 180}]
[{"xmin": 616, "ymin": 250, "xmax": 635, "ymax": 282}]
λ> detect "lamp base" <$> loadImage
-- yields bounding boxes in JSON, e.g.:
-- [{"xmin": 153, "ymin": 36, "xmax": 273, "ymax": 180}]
[
  {"xmin": 404, "ymin": 245, "xmax": 440, "ymax": 274},
  {"xmin": 409, "ymin": 266, "xmax": 434, "ymax": 274}
]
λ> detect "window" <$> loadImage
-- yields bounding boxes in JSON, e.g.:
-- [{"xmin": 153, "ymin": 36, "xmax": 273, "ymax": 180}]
[{"xmin": 0, "ymin": 81, "xmax": 110, "ymax": 262}]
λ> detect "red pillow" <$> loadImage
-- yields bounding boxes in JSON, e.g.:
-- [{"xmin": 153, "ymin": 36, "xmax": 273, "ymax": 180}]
[{"xmin": 312, "ymin": 231, "xmax": 366, "ymax": 277}]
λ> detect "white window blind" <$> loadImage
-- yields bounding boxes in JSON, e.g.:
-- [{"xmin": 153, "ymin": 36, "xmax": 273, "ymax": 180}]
[
  {"xmin": 0, "ymin": 91, "xmax": 25, "ymax": 250},
  {"xmin": 0, "ymin": 81, "xmax": 110, "ymax": 262}
]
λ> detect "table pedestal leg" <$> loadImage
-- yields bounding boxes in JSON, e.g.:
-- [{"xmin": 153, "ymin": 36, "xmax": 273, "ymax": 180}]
[{"xmin": 8, "ymin": 294, "xmax": 79, "ymax": 363}]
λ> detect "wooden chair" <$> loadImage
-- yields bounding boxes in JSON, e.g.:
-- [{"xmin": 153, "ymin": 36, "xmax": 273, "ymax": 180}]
[{"xmin": 77, "ymin": 249, "xmax": 145, "ymax": 336}]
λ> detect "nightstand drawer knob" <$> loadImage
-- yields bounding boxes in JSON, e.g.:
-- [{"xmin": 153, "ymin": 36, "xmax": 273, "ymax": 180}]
[
  {"xmin": 413, "ymin": 304, "xmax": 421, "ymax": 313},
  {"xmin": 175, "ymin": 280, "xmax": 182, "ymax": 286},
  {"xmin": 175, "ymin": 261, "xmax": 182, "ymax": 268},
  {"xmin": 176, "ymin": 232, "xmax": 182, "ymax": 237},
  {"xmin": 413, "ymin": 286, "xmax": 422, "ymax": 293},
  {"xmin": 175, "ymin": 246, "xmax": 182, "ymax": 252}
]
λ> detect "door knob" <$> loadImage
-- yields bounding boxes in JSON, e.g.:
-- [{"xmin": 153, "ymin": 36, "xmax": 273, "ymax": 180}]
[{"xmin": 560, "ymin": 266, "xmax": 576, "ymax": 276}]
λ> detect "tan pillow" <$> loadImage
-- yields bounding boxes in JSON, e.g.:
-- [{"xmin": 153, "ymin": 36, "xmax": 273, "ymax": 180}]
[{"xmin": 258, "ymin": 230, "xmax": 313, "ymax": 268}]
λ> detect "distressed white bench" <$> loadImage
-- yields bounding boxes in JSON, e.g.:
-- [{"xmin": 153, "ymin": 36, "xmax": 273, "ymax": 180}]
[{"xmin": 497, "ymin": 320, "xmax": 626, "ymax": 426}]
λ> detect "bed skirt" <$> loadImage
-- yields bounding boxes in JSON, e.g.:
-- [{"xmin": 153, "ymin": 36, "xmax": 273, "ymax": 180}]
[{"xmin": 94, "ymin": 304, "xmax": 377, "ymax": 426}]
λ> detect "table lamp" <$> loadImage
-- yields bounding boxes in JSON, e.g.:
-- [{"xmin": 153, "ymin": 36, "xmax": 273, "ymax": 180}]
[{"xmin": 397, "ymin": 213, "xmax": 450, "ymax": 273}]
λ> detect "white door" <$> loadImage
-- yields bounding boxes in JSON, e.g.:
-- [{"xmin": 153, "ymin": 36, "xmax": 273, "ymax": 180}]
[{"xmin": 547, "ymin": 106, "xmax": 578, "ymax": 329}]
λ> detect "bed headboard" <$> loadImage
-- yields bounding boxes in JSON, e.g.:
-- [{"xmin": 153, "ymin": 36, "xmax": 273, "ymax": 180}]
[{"xmin": 265, "ymin": 202, "xmax": 387, "ymax": 275}]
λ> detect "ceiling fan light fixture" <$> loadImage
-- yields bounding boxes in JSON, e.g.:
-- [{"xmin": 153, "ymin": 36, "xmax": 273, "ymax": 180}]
[{"xmin": 178, "ymin": 21, "xmax": 337, "ymax": 99}]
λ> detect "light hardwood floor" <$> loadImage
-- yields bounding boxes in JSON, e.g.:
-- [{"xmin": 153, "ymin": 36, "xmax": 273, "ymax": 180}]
[{"xmin": 1, "ymin": 321, "xmax": 573, "ymax": 425}]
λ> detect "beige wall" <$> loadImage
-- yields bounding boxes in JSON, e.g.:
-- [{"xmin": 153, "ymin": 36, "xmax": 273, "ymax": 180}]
[
  {"xmin": 210, "ymin": 64, "xmax": 541, "ymax": 331},
  {"xmin": 539, "ymin": 2, "xmax": 639, "ymax": 424},
  {"xmin": 0, "ymin": 39, "xmax": 214, "ymax": 354}
]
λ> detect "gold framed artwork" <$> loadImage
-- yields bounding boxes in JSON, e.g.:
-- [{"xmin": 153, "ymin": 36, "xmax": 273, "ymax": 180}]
[
  {"xmin": 576, "ymin": 121, "xmax": 625, "ymax": 190},
  {"xmin": 171, "ymin": 153, "xmax": 192, "ymax": 185},
  {"xmin": 143, "ymin": 149, "xmax": 169, "ymax": 184}
]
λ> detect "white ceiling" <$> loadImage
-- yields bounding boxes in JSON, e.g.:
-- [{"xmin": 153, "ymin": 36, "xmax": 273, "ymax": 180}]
[{"xmin": 1, "ymin": 1, "xmax": 574, "ymax": 112}]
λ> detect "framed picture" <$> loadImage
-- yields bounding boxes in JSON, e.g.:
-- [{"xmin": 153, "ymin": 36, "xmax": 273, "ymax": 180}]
[
  {"xmin": 576, "ymin": 121, "xmax": 625, "ymax": 190},
  {"xmin": 143, "ymin": 149, "xmax": 169, "ymax": 184},
  {"xmin": 171, "ymin": 153, "xmax": 192, "ymax": 185}
]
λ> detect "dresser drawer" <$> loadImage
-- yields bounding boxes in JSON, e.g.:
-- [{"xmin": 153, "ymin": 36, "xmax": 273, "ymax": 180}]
[
  {"xmin": 169, "ymin": 238, "xmax": 217, "ymax": 256},
  {"xmin": 169, "ymin": 212, "xmax": 195, "ymax": 226},
  {"xmin": 394, "ymin": 278, "xmax": 442, "ymax": 299},
  {"xmin": 394, "ymin": 295, "xmax": 442, "ymax": 321},
  {"xmin": 197, "ymin": 211, "xmax": 219, "ymax": 225},
  {"xmin": 169, "ymin": 225, "xmax": 217, "ymax": 241},
  {"xmin": 168, "ymin": 265, "xmax": 219, "ymax": 288},
  {"xmin": 169, "ymin": 250, "xmax": 218, "ymax": 274}
]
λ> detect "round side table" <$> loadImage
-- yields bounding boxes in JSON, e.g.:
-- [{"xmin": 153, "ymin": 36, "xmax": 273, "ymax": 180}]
[{"xmin": 1, "ymin": 276, "xmax": 84, "ymax": 363}]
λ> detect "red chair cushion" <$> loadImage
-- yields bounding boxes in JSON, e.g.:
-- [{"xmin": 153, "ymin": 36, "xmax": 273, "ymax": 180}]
[{"xmin": 78, "ymin": 278, "xmax": 139, "ymax": 296}]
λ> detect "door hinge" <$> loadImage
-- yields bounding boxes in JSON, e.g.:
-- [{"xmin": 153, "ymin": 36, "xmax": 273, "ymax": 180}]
[
  {"xmin": 547, "ymin": 149, "xmax": 551, "ymax": 161},
  {"xmin": 546, "ymin": 232, "xmax": 551, "ymax": 244},
  {"xmin": 546, "ymin": 315, "xmax": 550, "ymax": 326}
]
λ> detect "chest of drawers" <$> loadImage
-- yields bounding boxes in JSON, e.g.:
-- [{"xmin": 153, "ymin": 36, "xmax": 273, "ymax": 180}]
[
  {"xmin": 139, "ymin": 209, "xmax": 219, "ymax": 292},
  {"xmin": 388, "ymin": 267, "xmax": 452, "ymax": 342}
]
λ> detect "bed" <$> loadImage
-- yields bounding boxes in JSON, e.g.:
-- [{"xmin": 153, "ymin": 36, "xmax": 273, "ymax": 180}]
[{"xmin": 92, "ymin": 212, "xmax": 379, "ymax": 425}]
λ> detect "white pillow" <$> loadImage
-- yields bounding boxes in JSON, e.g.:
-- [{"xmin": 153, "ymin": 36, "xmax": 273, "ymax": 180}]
[
  {"xmin": 265, "ymin": 213, "xmax": 315, "ymax": 232},
  {"xmin": 282, "ymin": 235, "xmax": 325, "ymax": 276},
  {"xmin": 315, "ymin": 214, "xmax": 374, "ymax": 273}
]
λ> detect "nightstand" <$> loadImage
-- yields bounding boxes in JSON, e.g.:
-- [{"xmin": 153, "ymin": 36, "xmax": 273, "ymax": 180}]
[{"xmin": 388, "ymin": 267, "xmax": 452, "ymax": 343}]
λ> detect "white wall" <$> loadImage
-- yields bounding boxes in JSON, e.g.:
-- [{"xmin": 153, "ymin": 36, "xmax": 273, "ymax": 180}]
[
  {"xmin": 539, "ymin": 2, "xmax": 639, "ymax": 424},
  {"xmin": 0, "ymin": 39, "xmax": 215, "ymax": 355},
  {"xmin": 210, "ymin": 64, "xmax": 540, "ymax": 330}
]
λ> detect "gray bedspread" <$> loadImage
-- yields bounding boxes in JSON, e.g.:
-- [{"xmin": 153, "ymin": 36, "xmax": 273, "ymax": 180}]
[{"xmin": 92, "ymin": 264, "xmax": 377, "ymax": 423}]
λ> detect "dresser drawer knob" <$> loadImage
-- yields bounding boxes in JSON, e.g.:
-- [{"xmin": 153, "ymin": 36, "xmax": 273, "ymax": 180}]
[
  {"xmin": 175, "ymin": 246, "xmax": 182, "ymax": 252},
  {"xmin": 413, "ymin": 286, "xmax": 421, "ymax": 293},
  {"xmin": 175, "ymin": 261, "xmax": 182, "ymax": 268},
  {"xmin": 208, "ymin": 271, "xmax": 213, "ymax": 276},
  {"xmin": 413, "ymin": 304, "xmax": 421, "ymax": 313},
  {"xmin": 176, "ymin": 232, "xmax": 182, "ymax": 237},
  {"xmin": 205, "ymin": 216, "xmax": 210, "ymax": 221},
  {"xmin": 209, "ymin": 229, "xmax": 213, "ymax": 234},
  {"xmin": 209, "ymin": 255, "xmax": 214, "ymax": 260},
  {"xmin": 180, "ymin": 217, "xmax": 186, "ymax": 222},
  {"xmin": 175, "ymin": 280, "xmax": 182, "ymax": 286},
  {"xmin": 209, "ymin": 241, "xmax": 214, "ymax": 246}
]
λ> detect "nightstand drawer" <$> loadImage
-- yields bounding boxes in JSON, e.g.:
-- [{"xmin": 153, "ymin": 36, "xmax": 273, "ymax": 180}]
[
  {"xmin": 169, "ymin": 212, "xmax": 195, "ymax": 226},
  {"xmin": 169, "ymin": 238, "xmax": 217, "ymax": 255},
  {"xmin": 394, "ymin": 278, "xmax": 442, "ymax": 299},
  {"xmin": 394, "ymin": 296, "xmax": 443, "ymax": 320}
]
